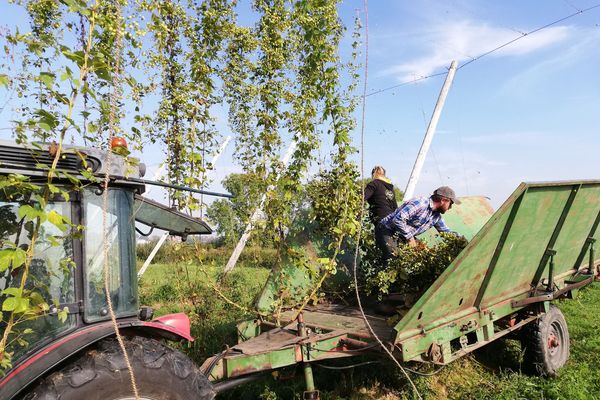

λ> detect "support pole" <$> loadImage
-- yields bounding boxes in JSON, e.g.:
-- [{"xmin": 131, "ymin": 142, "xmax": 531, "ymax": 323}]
[
  {"xmin": 201, "ymin": 136, "xmax": 231, "ymax": 218},
  {"xmin": 297, "ymin": 313, "xmax": 319, "ymax": 400},
  {"xmin": 546, "ymin": 249, "xmax": 556, "ymax": 292},
  {"xmin": 137, "ymin": 232, "xmax": 168, "ymax": 278},
  {"xmin": 137, "ymin": 137, "xmax": 231, "ymax": 279},
  {"xmin": 223, "ymin": 141, "xmax": 297, "ymax": 274},
  {"xmin": 404, "ymin": 60, "xmax": 458, "ymax": 199},
  {"xmin": 589, "ymin": 238, "xmax": 596, "ymax": 274}
]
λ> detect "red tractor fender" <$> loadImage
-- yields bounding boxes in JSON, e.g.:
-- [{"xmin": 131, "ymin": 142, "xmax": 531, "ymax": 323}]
[
  {"xmin": 0, "ymin": 313, "xmax": 194, "ymax": 400},
  {"xmin": 139, "ymin": 312, "xmax": 195, "ymax": 341}
]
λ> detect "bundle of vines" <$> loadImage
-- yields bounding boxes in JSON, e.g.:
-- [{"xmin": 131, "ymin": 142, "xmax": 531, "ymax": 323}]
[{"xmin": 365, "ymin": 233, "xmax": 468, "ymax": 305}]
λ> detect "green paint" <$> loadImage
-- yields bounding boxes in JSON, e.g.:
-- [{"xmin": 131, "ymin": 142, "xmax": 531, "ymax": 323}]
[
  {"xmin": 395, "ymin": 181, "xmax": 600, "ymax": 341},
  {"xmin": 303, "ymin": 362, "xmax": 316, "ymax": 392}
]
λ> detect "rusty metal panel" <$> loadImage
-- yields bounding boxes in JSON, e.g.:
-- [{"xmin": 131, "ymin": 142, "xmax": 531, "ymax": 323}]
[
  {"xmin": 394, "ymin": 180, "xmax": 600, "ymax": 341},
  {"xmin": 277, "ymin": 307, "xmax": 392, "ymax": 340}
]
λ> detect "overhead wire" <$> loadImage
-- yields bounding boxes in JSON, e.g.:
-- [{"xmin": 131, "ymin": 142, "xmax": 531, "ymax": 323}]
[
  {"xmin": 353, "ymin": 1, "xmax": 423, "ymax": 399},
  {"xmin": 102, "ymin": 2, "xmax": 140, "ymax": 399},
  {"xmin": 365, "ymin": 3, "xmax": 600, "ymax": 97}
]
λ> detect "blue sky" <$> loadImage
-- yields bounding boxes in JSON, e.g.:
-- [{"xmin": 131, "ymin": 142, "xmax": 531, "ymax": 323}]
[
  {"xmin": 1, "ymin": 0, "xmax": 599, "ymax": 209},
  {"xmin": 350, "ymin": 1, "xmax": 600, "ymax": 207}
]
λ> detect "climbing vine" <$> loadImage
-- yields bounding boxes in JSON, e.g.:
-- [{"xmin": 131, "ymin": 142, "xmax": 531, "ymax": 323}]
[
  {"xmin": 0, "ymin": 0, "xmax": 365, "ymax": 370},
  {"xmin": 0, "ymin": 0, "xmax": 137, "ymax": 371}
]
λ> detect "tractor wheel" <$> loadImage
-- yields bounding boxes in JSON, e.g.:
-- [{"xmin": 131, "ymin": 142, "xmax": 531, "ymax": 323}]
[
  {"xmin": 520, "ymin": 305, "xmax": 570, "ymax": 377},
  {"xmin": 24, "ymin": 336, "xmax": 215, "ymax": 400}
]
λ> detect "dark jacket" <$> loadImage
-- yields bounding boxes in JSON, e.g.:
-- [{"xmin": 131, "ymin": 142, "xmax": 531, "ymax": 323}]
[{"xmin": 364, "ymin": 178, "xmax": 397, "ymax": 224}]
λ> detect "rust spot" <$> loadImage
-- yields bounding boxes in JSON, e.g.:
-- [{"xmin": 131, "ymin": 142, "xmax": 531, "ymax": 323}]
[{"xmin": 231, "ymin": 362, "xmax": 272, "ymax": 377}]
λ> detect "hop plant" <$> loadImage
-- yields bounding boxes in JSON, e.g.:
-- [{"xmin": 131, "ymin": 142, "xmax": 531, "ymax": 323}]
[{"xmin": 365, "ymin": 233, "xmax": 468, "ymax": 302}]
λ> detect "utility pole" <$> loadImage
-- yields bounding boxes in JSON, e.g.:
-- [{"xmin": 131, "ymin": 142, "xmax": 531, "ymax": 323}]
[
  {"xmin": 404, "ymin": 60, "xmax": 458, "ymax": 199},
  {"xmin": 223, "ymin": 141, "xmax": 297, "ymax": 274},
  {"xmin": 138, "ymin": 136, "xmax": 232, "ymax": 278}
]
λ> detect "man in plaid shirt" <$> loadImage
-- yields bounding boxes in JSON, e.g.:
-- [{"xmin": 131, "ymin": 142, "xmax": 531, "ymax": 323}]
[{"xmin": 377, "ymin": 186, "xmax": 461, "ymax": 261}]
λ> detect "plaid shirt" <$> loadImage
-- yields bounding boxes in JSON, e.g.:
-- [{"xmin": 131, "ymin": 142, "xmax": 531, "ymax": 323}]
[{"xmin": 379, "ymin": 196, "xmax": 451, "ymax": 240}]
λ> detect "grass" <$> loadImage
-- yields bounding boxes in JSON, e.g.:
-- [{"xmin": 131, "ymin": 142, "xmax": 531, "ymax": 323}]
[{"xmin": 138, "ymin": 255, "xmax": 600, "ymax": 400}]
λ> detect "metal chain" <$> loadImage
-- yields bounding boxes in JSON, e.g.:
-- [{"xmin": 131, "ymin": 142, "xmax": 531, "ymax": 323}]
[{"xmin": 102, "ymin": 0, "xmax": 140, "ymax": 398}]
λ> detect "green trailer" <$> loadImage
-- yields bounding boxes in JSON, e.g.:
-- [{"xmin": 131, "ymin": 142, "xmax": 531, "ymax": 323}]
[{"xmin": 202, "ymin": 180, "xmax": 600, "ymax": 397}]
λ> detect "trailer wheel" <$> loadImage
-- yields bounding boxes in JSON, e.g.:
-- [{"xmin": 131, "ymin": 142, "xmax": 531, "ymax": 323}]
[
  {"xmin": 520, "ymin": 305, "xmax": 570, "ymax": 377},
  {"xmin": 24, "ymin": 336, "xmax": 215, "ymax": 400}
]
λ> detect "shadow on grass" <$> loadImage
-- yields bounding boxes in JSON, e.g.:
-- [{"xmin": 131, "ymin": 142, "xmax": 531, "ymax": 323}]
[{"xmin": 472, "ymin": 337, "xmax": 523, "ymax": 374}]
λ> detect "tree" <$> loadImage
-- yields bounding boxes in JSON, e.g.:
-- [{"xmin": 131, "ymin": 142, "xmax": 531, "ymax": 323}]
[{"xmin": 206, "ymin": 173, "xmax": 264, "ymax": 246}]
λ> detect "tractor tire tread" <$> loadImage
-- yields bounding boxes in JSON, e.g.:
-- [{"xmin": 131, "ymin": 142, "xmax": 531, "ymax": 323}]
[{"xmin": 23, "ymin": 336, "xmax": 215, "ymax": 400}]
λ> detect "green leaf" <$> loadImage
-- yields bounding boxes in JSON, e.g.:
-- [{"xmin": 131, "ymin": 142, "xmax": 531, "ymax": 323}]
[
  {"xmin": 57, "ymin": 307, "xmax": 69, "ymax": 323},
  {"xmin": 38, "ymin": 122, "xmax": 51, "ymax": 132},
  {"xmin": 14, "ymin": 297, "xmax": 30, "ymax": 314},
  {"xmin": 2, "ymin": 297, "xmax": 17, "ymax": 311},
  {"xmin": 47, "ymin": 183, "xmax": 60, "ymax": 194},
  {"xmin": 0, "ymin": 250, "xmax": 12, "ymax": 272},
  {"xmin": 39, "ymin": 72, "xmax": 55, "ymax": 89},
  {"xmin": 17, "ymin": 204, "xmax": 36, "ymax": 220},
  {"xmin": 12, "ymin": 249, "xmax": 26, "ymax": 269},
  {"xmin": 47, "ymin": 210, "xmax": 67, "ymax": 232},
  {"xmin": 29, "ymin": 291, "xmax": 45, "ymax": 305},
  {"xmin": 95, "ymin": 67, "xmax": 111, "ymax": 82},
  {"xmin": 48, "ymin": 235, "xmax": 61, "ymax": 247},
  {"xmin": 0, "ymin": 74, "xmax": 9, "ymax": 88},
  {"xmin": 2, "ymin": 287, "xmax": 22, "ymax": 297}
]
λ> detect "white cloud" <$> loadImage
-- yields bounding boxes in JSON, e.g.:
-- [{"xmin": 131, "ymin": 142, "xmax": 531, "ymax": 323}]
[
  {"xmin": 501, "ymin": 27, "xmax": 600, "ymax": 93},
  {"xmin": 381, "ymin": 21, "xmax": 571, "ymax": 81},
  {"xmin": 462, "ymin": 131, "xmax": 547, "ymax": 145}
]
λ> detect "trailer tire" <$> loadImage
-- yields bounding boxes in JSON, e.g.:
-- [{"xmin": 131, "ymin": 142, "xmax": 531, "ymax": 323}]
[
  {"xmin": 23, "ymin": 336, "xmax": 215, "ymax": 400},
  {"xmin": 520, "ymin": 305, "xmax": 569, "ymax": 377}
]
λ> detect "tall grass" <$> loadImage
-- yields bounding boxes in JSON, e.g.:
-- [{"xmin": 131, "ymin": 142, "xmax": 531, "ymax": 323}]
[{"xmin": 137, "ymin": 239, "xmax": 278, "ymax": 269}]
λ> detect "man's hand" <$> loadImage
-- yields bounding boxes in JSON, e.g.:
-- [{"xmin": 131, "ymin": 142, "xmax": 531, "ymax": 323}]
[{"xmin": 408, "ymin": 238, "xmax": 426, "ymax": 250}]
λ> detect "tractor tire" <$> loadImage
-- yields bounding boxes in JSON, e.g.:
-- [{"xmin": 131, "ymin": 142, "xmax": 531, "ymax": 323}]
[
  {"xmin": 23, "ymin": 336, "xmax": 215, "ymax": 400},
  {"xmin": 520, "ymin": 305, "xmax": 570, "ymax": 377}
]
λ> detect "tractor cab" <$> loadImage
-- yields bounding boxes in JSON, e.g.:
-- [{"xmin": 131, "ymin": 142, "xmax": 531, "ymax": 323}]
[{"xmin": 0, "ymin": 139, "xmax": 212, "ymax": 399}]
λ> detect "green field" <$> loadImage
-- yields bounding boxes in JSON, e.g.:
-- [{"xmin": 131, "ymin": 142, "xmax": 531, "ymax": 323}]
[{"xmin": 139, "ymin": 256, "xmax": 600, "ymax": 400}]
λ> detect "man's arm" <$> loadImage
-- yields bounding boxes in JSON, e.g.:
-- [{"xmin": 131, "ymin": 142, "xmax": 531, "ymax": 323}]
[
  {"xmin": 434, "ymin": 217, "xmax": 452, "ymax": 233},
  {"xmin": 390, "ymin": 200, "xmax": 423, "ymax": 240}
]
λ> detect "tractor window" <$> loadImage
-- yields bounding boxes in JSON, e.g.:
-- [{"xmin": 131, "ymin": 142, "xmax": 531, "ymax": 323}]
[
  {"xmin": 83, "ymin": 188, "xmax": 138, "ymax": 322},
  {"xmin": 0, "ymin": 194, "xmax": 76, "ymax": 362}
]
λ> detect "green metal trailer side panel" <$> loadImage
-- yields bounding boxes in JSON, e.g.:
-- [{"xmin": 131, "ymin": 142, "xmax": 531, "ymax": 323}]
[
  {"xmin": 421, "ymin": 196, "xmax": 494, "ymax": 244},
  {"xmin": 394, "ymin": 180, "xmax": 600, "ymax": 339}
]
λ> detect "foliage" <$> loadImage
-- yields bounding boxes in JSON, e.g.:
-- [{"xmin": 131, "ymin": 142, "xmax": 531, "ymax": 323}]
[
  {"xmin": 0, "ymin": 0, "xmax": 365, "ymax": 375},
  {"xmin": 0, "ymin": 174, "xmax": 83, "ymax": 371},
  {"xmin": 364, "ymin": 233, "xmax": 469, "ymax": 301},
  {"xmin": 136, "ymin": 240, "xmax": 279, "ymax": 270},
  {"xmin": 205, "ymin": 172, "xmax": 264, "ymax": 246},
  {"xmin": 0, "ymin": 0, "xmax": 133, "ymax": 371},
  {"xmin": 139, "ymin": 0, "xmax": 235, "ymax": 211},
  {"xmin": 222, "ymin": 0, "xmax": 362, "ymax": 262}
]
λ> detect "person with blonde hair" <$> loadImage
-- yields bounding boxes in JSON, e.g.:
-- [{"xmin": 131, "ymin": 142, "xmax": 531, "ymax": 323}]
[{"xmin": 364, "ymin": 166, "xmax": 398, "ymax": 262}]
